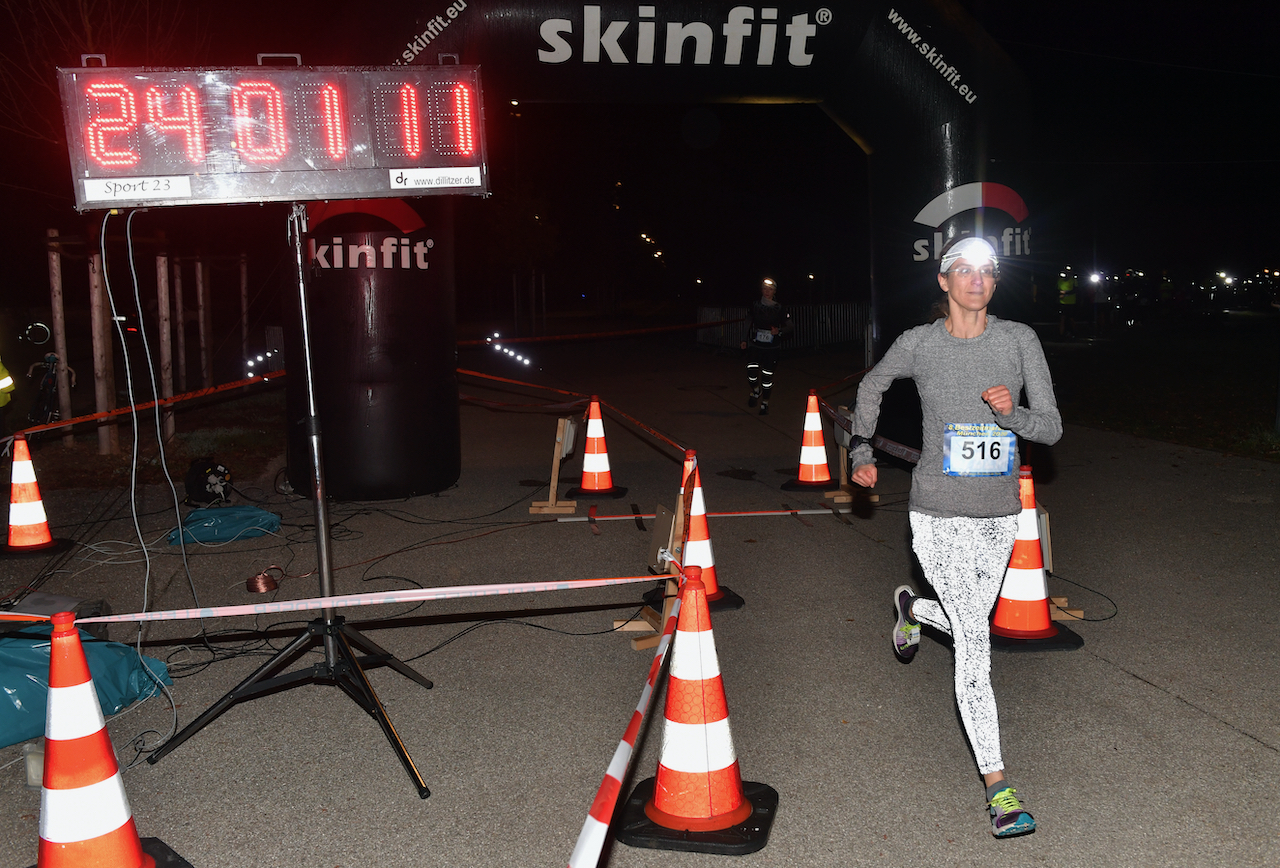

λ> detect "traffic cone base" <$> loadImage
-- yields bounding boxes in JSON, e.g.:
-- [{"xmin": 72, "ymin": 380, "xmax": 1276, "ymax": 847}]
[
  {"xmin": 991, "ymin": 621, "xmax": 1084, "ymax": 652},
  {"xmin": 617, "ymin": 777, "xmax": 779, "ymax": 855},
  {"xmin": 28, "ymin": 838, "xmax": 193, "ymax": 868}
]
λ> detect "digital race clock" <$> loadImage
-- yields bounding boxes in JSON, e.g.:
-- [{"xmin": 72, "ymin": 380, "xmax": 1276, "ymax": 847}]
[{"xmin": 57, "ymin": 65, "xmax": 489, "ymax": 211}]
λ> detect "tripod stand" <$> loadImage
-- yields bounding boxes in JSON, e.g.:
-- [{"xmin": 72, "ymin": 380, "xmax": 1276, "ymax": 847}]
[{"xmin": 147, "ymin": 204, "xmax": 433, "ymax": 798}]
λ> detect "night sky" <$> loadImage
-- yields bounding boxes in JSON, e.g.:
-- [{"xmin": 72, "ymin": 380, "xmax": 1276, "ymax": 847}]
[{"xmin": 0, "ymin": 1, "xmax": 1275, "ymax": 319}]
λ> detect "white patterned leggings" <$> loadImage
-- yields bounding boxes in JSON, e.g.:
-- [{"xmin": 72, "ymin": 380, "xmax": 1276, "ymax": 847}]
[{"xmin": 908, "ymin": 511, "xmax": 1019, "ymax": 775}]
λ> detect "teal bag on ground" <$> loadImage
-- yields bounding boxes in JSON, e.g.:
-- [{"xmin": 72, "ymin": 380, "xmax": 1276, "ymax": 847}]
[
  {"xmin": 0, "ymin": 624, "xmax": 172, "ymax": 749},
  {"xmin": 168, "ymin": 505, "xmax": 281, "ymax": 544}
]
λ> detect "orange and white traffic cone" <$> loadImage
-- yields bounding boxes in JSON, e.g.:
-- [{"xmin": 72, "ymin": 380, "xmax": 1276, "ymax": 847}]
[
  {"xmin": 615, "ymin": 568, "xmax": 777, "ymax": 855},
  {"xmin": 646, "ymin": 450, "xmax": 743, "ymax": 613},
  {"xmin": 991, "ymin": 467, "xmax": 1083, "ymax": 651},
  {"xmin": 567, "ymin": 397, "xmax": 627, "ymax": 498},
  {"xmin": 681, "ymin": 461, "xmax": 743, "ymax": 610},
  {"xmin": 3, "ymin": 434, "xmax": 71, "ymax": 557},
  {"xmin": 36, "ymin": 612, "xmax": 188, "ymax": 868},
  {"xmin": 782, "ymin": 391, "xmax": 837, "ymax": 491}
]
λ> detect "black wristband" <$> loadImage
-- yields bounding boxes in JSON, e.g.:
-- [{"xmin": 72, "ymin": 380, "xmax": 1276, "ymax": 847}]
[{"xmin": 848, "ymin": 435, "xmax": 870, "ymax": 449}]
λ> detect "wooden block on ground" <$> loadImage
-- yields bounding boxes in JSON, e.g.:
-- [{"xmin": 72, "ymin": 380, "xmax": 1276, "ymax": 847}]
[
  {"xmin": 530, "ymin": 502, "xmax": 577, "ymax": 514},
  {"xmin": 613, "ymin": 606, "xmax": 662, "ymax": 632},
  {"xmin": 630, "ymin": 633, "xmax": 661, "ymax": 651}
]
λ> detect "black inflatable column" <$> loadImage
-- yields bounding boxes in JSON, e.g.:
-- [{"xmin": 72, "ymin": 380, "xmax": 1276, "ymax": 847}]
[{"xmin": 286, "ymin": 198, "xmax": 460, "ymax": 500}]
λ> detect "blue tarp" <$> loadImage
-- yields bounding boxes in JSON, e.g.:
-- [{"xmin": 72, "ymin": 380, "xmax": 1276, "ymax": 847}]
[
  {"xmin": 0, "ymin": 625, "xmax": 172, "ymax": 749},
  {"xmin": 168, "ymin": 505, "xmax": 281, "ymax": 544}
]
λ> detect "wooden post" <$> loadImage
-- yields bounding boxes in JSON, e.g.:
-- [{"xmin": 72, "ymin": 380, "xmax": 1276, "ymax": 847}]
[
  {"xmin": 46, "ymin": 229, "xmax": 74, "ymax": 447},
  {"xmin": 625, "ymin": 461, "xmax": 695, "ymax": 650},
  {"xmin": 155, "ymin": 249, "xmax": 175, "ymax": 441},
  {"xmin": 173, "ymin": 259, "xmax": 186, "ymax": 392},
  {"xmin": 826, "ymin": 406, "xmax": 856, "ymax": 504},
  {"xmin": 88, "ymin": 250, "xmax": 118, "ymax": 455},
  {"xmin": 530, "ymin": 417, "xmax": 578, "ymax": 514},
  {"xmin": 240, "ymin": 253, "xmax": 249, "ymax": 364},
  {"xmin": 196, "ymin": 258, "xmax": 211, "ymax": 388}
]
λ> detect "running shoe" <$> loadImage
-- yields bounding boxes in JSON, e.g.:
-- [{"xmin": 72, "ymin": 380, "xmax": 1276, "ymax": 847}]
[
  {"xmin": 892, "ymin": 585, "xmax": 920, "ymax": 661},
  {"xmin": 988, "ymin": 786, "xmax": 1036, "ymax": 838},
  {"xmin": 758, "ymin": 400, "xmax": 769, "ymax": 416},
  {"xmin": 748, "ymin": 387, "xmax": 761, "ymax": 408}
]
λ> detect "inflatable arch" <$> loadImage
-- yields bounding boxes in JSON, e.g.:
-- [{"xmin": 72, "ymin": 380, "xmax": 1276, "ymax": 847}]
[
  {"xmin": 379, "ymin": 0, "xmax": 1034, "ymax": 346},
  {"xmin": 297, "ymin": 1, "xmax": 1035, "ymax": 496}
]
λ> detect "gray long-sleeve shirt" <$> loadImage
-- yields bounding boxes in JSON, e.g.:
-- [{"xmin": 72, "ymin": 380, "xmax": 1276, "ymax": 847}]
[{"xmin": 849, "ymin": 316, "xmax": 1062, "ymax": 518}]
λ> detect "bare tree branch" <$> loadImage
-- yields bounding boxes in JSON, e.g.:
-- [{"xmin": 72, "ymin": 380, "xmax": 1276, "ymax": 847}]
[{"xmin": 0, "ymin": 0, "xmax": 208, "ymax": 144}]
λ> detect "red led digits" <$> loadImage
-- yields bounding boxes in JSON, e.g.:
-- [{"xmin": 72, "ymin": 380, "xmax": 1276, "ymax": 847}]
[
  {"xmin": 399, "ymin": 84, "xmax": 422, "ymax": 158},
  {"xmin": 429, "ymin": 82, "xmax": 477, "ymax": 157},
  {"xmin": 453, "ymin": 84, "xmax": 475, "ymax": 156},
  {"xmin": 84, "ymin": 81, "xmax": 140, "ymax": 168},
  {"xmin": 319, "ymin": 83, "xmax": 346, "ymax": 160},
  {"xmin": 64, "ymin": 66, "xmax": 486, "ymax": 207},
  {"xmin": 144, "ymin": 86, "xmax": 206, "ymax": 162},
  {"xmin": 231, "ymin": 81, "xmax": 288, "ymax": 162}
]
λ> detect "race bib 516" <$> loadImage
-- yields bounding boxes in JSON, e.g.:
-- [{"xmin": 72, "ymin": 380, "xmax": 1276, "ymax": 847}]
[{"xmin": 942, "ymin": 423, "xmax": 1016, "ymax": 477}]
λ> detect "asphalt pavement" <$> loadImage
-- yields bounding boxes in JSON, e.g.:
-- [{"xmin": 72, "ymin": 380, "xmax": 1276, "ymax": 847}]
[{"xmin": 0, "ymin": 335, "xmax": 1276, "ymax": 868}]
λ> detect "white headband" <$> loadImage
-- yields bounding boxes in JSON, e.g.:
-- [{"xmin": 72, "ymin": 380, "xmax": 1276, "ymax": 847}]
[{"xmin": 940, "ymin": 237, "xmax": 998, "ymax": 274}]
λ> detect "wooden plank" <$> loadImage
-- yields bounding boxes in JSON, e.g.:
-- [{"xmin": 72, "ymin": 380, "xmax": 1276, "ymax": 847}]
[
  {"xmin": 613, "ymin": 606, "xmax": 662, "ymax": 632},
  {"xmin": 530, "ymin": 502, "xmax": 576, "ymax": 514},
  {"xmin": 530, "ymin": 417, "xmax": 578, "ymax": 514},
  {"xmin": 613, "ymin": 619, "xmax": 655, "ymax": 632}
]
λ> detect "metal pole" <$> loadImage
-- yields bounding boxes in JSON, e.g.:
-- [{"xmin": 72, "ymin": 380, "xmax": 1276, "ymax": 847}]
[
  {"xmin": 289, "ymin": 205, "xmax": 337, "ymax": 613},
  {"xmin": 156, "ymin": 250, "xmax": 175, "ymax": 441}
]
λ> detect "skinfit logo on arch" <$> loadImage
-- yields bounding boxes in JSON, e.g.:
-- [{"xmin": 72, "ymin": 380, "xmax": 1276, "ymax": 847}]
[
  {"xmin": 538, "ymin": 6, "xmax": 827, "ymax": 66},
  {"xmin": 911, "ymin": 182, "xmax": 1031, "ymax": 263},
  {"xmin": 308, "ymin": 236, "xmax": 435, "ymax": 270}
]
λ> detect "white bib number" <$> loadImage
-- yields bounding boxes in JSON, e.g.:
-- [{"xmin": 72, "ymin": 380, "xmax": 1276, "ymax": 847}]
[
  {"xmin": 754, "ymin": 329, "xmax": 774, "ymax": 344},
  {"xmin": 942, "ymin": 423, "xmax": 1015, "ymax": 477}
]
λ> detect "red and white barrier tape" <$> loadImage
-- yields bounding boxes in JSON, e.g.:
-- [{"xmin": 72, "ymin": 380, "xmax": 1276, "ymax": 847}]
[
  {"xmin": 69, "ymin": 574, "xmax": 658, "ymax": 626},
  {"xmin": 568, "ymin": 590, "xmax": 682, "ymax": 868}
]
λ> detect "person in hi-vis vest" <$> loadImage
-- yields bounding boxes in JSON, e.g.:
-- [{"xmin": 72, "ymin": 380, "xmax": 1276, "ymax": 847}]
[
  {"xmin": 0, "ymin": 354, "xmax": 15, "ymax": 436},
  {"xmin": 1057, "ymin": 268, "xmax": 1078, "ymax": 337}
]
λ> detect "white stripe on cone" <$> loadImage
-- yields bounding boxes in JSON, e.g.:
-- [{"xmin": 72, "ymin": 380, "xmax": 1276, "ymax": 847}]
[
  {"xmin": 10, "ymin": 500, "xmax": 49, "ymax": 527},
  {"xmin": 1016, "ymin": 508, "xmax": 1038, "ymax": 538},
  {"xmin": 799, "ymin": 444, "xmax": 827, "ymax": 465},
  {"xmin": 586, "ymin": 418, "xmax": 605, "ymax": 438},
  {"xmin": 999, "ymin": 566, "xmax": 1048, "ymax": 601},
  {"xmin": 582, "ymin": 452, "xmax": 611, "ymax": 472},
  {"xmin": 45, "ymin": 682, "xmax": 104, "ymax": 741},
  {"xmin": 682, "ymin": 538, "xmax": 713, "ymax": 570},
  {"xmin": 39, "ymin": 774, "xmax": 133, "ymax": 843},
  {"xmin": 659, "ymin": 718, "xmax": 737, "ymax": 773},
  {"xmin": 670, "ymin": 629, "xmax": 720, "ymax": 680},
  {"xmin": 12, "ymin": 460, "xmax": 37, "ymax": 484}
]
